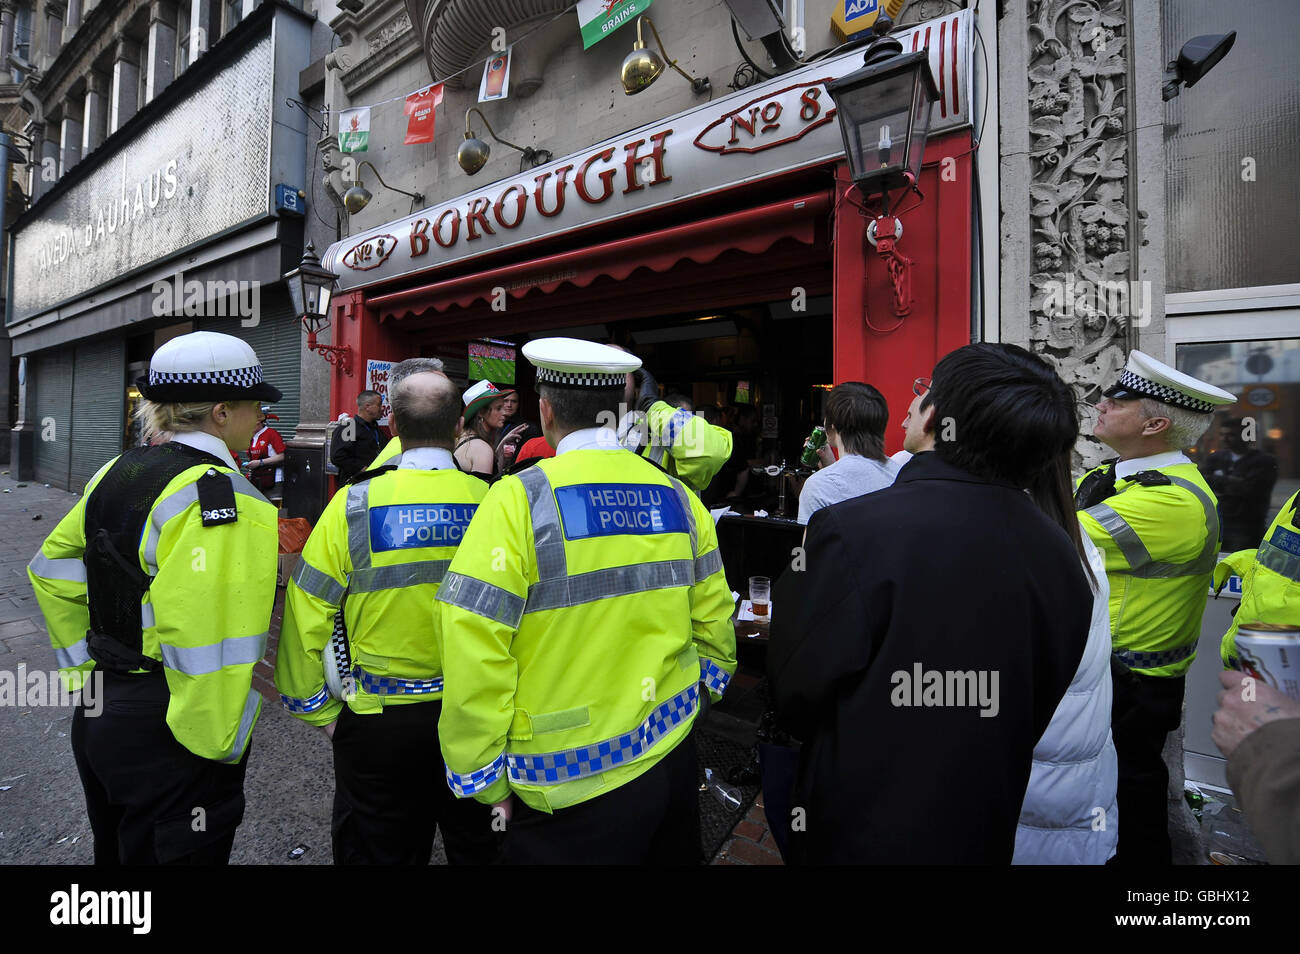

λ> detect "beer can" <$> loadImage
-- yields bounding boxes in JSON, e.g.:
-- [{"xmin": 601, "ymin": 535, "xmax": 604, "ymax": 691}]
[
  {"xmin": 1235, "ymin": 623, "xmax": 1300, "ymax": 701},
  {"xmin": 800, "ymin": 426, "xmax": 827, "ymax": 467}
]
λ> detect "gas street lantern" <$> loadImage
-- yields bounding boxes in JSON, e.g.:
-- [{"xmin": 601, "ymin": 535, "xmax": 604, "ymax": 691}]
[
  {"xmin": 284, "ymin": 242, "xmax": 353, "ymax": 376},
  {"xmin": 826, "ymin": 16, "xmax": 939, "ymax": 201}
]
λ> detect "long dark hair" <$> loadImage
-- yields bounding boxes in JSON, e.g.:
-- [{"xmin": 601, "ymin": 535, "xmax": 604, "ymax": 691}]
[
  {"xmin": 927, "ymin": 343, "xmax": 1095, "ymax": 586},
  {"xmin": 1028, "ymin": 450, "xmax": 1097, "ymax": 588}
]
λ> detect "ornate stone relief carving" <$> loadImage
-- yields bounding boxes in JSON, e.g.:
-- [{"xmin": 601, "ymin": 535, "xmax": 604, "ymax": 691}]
[
  {"xmin": 1023, "ymin": 0, "xmax": 1133, "ymax": 459},
  {"xmin": 328, "ymin": 4, "xmax": 421, "ymax": 97}
]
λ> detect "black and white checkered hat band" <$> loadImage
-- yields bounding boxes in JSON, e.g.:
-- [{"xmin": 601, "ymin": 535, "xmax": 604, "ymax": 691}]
[
  {"xmin": 535, "ymin": 367, "xmax": 626, "ymax": 388},
  {"xmin": 1115, "ymin": 369, "xmax": 1215, "ymax": 413},
  {"xmin": 150, "ymin": 365, "xmax": 265, "ymax": 388}
]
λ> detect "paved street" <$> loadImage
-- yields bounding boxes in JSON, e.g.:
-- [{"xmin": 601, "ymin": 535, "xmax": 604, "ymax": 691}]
[{"xmin": 0, "ymin": 473, "xmax": 335, "ymax": 865}]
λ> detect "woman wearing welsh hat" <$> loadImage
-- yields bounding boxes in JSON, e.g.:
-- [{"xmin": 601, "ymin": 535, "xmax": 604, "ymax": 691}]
[
  {"xmin": 27, "ymin": 330, "xmax": 281, "ymax": 865},
  {"xmin": 453, "ymin": 379, "xmax": 527, "ymax": 477}
]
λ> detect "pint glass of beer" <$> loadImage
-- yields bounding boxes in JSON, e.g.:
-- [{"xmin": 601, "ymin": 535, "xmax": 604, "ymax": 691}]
[{"xmin": 749, "ymin": 576, "xmax": 771, "ymax": 619}]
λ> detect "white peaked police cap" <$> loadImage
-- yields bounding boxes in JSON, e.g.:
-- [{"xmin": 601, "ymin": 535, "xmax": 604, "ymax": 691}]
[
  {"xmin": 137, "ymin": 331, "xmax": 282, "ymax": 403},
  {"xmin": 523, "ymin": 337, "xmax": 641, "ymax": 389},
  {"xmin": 1103, "ymin": 350, "xmax": 1236, "ymax": 414}
]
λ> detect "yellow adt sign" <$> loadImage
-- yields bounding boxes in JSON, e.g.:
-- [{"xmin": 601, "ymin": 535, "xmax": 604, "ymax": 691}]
[{"xmin": 832, "ymin": 0, "xmax": 905, "ymax": 43}]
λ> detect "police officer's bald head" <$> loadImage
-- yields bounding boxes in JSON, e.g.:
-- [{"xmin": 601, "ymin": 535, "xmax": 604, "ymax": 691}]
[{"xmin": 390, "ymin": 372, "xmax": 461, "ymax": 449}]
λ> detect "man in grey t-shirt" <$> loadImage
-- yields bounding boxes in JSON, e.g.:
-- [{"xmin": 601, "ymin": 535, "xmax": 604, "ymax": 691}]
[{"xmin": 797, "ymin": 382, "xmax": 900, "ymax": 524}]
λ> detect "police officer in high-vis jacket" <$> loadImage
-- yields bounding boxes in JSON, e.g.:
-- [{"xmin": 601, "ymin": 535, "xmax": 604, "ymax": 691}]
[
  {"xmin": 28, "ymin": 331, "xmax": 280, "ymax": 865},
  {"xmin": 1074, "ymin": 350, "xmax": 1236, "ymax": 864},
  {"xmin": 275, "ymin": 370, "xmax": 499, "ymax": 864},
  {"xmin": 436, "ymin": 338, "xmax": 737, "ymax": 864},
  {"xmin": 1214, "ymin": 489, "xmax": 1300, "ymax": 667},
  {"xmin": 615, "ymin": 351, "xmax": 733, "ymax": 497}
]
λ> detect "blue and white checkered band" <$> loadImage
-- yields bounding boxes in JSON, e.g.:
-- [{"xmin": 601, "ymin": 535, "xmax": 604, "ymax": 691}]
[
  {"xmin": 149, "ymin": 364, "xmax": 266, "ymax": 389},
  {"xmin": 534, "ymin": 367, "xmax": 626, "ymax": 388},
  {"xmin": 1115, "ymin": 369, "xmax": 1215, "ymax": 413}
]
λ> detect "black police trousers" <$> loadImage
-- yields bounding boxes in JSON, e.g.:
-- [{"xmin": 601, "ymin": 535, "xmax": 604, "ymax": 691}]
[
  {"xmin": 500, "ymin": 729, "xmax": 701, "ymax": 865},
  {"xmin": 331, "ymin": 700, "xmax": 501, "ymax": 865},
  {"xmin": 72, "ymin": 670, "xmax": 249, "ymax": 865},
  {"xmin": 1111, "ymin": 670, "xmax": 1186, "ymax": 865}
]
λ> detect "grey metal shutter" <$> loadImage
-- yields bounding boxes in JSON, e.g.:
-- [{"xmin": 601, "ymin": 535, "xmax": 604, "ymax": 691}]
[
  {"xmin": 33, "ymin": 349, "xmax": 74, "ymax": 488},
  {"xmin": 70, "ymin": 337, "xmax": 126, "ymax": 492},
  {"xmin": 201, "ymin": 287, "xmax": 301, "ymax": 439}
]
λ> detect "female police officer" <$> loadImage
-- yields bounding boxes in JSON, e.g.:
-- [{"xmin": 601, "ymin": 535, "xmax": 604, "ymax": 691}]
[{"xmin": 29, "ymin": 331, "xmax": 281, "ymax": 864}]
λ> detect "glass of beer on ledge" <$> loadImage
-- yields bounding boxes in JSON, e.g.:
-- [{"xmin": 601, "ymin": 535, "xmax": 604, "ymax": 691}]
[{"xmin": 749, "ymin": 576, "xmax": 771, "ymax": 619}]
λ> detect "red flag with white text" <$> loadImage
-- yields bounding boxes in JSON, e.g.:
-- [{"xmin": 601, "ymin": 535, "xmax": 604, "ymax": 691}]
[{"xmin": 404, "ymin": 84, "xmax": 444, "ymax": 144}]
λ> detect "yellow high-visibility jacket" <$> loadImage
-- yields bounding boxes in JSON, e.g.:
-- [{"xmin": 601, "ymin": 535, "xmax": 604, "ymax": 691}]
[
  {"xmin": 637, "ymin": 401, "xmax": 733, "ymax": 496},
  {"xmin": 1215, "ymin": 490, "xmax": 1300, "ymax": 666},
  {"xmin": 1077, "ymin": 458, "xmax": 1219, "ymax": 677},
  {"xmin": 276, "ymin": 451, "xmax": 488, "ymax": 724},
  {"xmin": 435, "ymin": 437, "xmax": 737, "ymax": 812},
  {"xmin": 28, "ymin": 446, "xmax": 277, "ymax": 762},
  {"xmin": 372, "ymin": 436, "xmax": 402, "ymax": 468}
]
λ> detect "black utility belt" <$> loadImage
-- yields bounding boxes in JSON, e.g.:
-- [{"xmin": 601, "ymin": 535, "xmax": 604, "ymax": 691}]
[{"xmin": 86, "ymin": 630, "xmax": 163, "ymax": 675}]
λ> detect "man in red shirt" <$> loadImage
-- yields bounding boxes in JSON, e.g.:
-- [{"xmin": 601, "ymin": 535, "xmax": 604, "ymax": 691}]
[{"xmin": 247, "ymin": 406, "xmax": 286, "ymax": 504}]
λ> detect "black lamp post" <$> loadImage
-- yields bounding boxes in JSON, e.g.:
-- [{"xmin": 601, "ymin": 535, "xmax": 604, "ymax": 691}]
[
  {"xmin": 284, "ymin": 242, "xmax": 353, "ymax": 376},
  {"xmin": 826, "ymin": 16, "xmax": 939, "ymax": 205}
]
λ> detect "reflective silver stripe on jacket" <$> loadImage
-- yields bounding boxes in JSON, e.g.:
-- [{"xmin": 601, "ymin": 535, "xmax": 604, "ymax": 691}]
[
  {"xmin": 350, "ymin": 560, "xmax": 452, "ymax": 594},
  {"xmin": 160, "ymin": 631, "xmax": 269, "ymax": 676},
  {"xmin": 142, "ymin": 469, "xmax": 271, "ymax": 574},
  {"xmin": 518, "ymin": 467, "xmax": 568, "ymax": 583},
  {"xmin": 1114, "ymin": 644, "xmax": 1196, "ymax": 670},
  {"xmin": 694, "ymin": 548, "xmax": 723, "ymax": 582},
  {"xmin": 1084, "ymin": 475, "xmax": 1220, "ymax": 579},
  {"xmin": 141, "ymin": 602, "xmax": 156, "ymax": 630},
  {"xmin": 438, "ymin": 571, "xmax": 526, "ymax": 628},
  {"xmin": 517, "ymin": 466, "xmax": 700, "ymax": 614},
  {"xmin": 218, "ymin": 689, "xmax": 261, "ymax": 763},
  {"xmin": 525, "ymin": 560, "xmax": 698, "ymax": 613},
  {"xmin": 54, "ymin": 638, "xmax": 91, "ymax": 669},
  {"xmin": 1258, "ymin": 532, "xmax": 1300, "ymax": 583},
  {"xmin": 291, "ymin": 558, "xmax": 347, "ymax": 604},
  {"xmin": 28, "ymin": 551, "xmax": 87, "ymax": 583},
  {"xmin": 345, "ymin": 481, "xmax": 372, "ymax": 571}
]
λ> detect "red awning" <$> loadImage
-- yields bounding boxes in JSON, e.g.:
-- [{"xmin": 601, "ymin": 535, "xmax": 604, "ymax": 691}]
[{"xmin": 367, "ymin": 191, "xmax": 832, "ymax": 323}]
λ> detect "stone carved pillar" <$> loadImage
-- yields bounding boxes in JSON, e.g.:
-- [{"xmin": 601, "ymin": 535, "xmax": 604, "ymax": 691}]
[
  {"xmin": 145, "ymin": 0, "xmax": 177, "ymax": 103},
  {"xmin": 109, "ymin": 36, "xmax": 141, "ymax": 132},
  {"xmin": 82, "ymin": 69, "xmax": 108, "ymax": 154}
]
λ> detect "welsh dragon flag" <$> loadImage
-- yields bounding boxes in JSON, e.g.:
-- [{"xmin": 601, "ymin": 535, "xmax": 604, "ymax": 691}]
[
  {"xmin": 576, "ymin": 0, "xmax": 653, "ymax": 50},
  {"xmin": 338, "ymin": 107, "xmax": 370, "ymax": 153}
]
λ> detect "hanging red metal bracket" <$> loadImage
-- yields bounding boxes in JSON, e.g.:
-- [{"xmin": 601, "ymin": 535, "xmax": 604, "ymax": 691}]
[
  {"xmin": 866, "ymin": 214, "xmax": 914, "ymax": 318},
  {"xmin": 304, "ymin": 319, "xmax": 355, "ymax": 377}
]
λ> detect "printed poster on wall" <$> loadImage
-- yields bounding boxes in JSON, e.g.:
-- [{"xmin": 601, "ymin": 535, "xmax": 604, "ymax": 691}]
[
  {"xmin": 366, "ymin": 359, "xmax": 393, "ymax": 426},
  {"xmin": 479, "ymin": 46, "xmax": 512, "ymax": 102},
  {"xmin": 576, "ymin": 0, "xmax": 653, "ymax": 49}
]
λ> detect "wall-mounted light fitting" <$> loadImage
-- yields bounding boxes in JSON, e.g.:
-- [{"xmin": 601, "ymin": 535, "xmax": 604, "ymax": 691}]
[
  {"xmin": 342, "ymin": 160, "xmax": 424, "ymax": 215},
  {"xmin": 457, "ymin": 107, "xmax": 553, "ymax": 175},
  {"xmin": 622, "ymin": 16, "xmax": 711, "ymax": 96}
]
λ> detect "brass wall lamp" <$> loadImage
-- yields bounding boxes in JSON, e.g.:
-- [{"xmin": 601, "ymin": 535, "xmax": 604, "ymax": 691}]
[
  {"xmin": 457, "ymin": 107, "xmax": 553, "ymax": 176},
  {"xmin": 621, "ymin": 15, "xmax": 711, "ymax": 96},
  {"xmin": 343, "ymin": 160, "xmax": 425, "ymax": 214}
]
